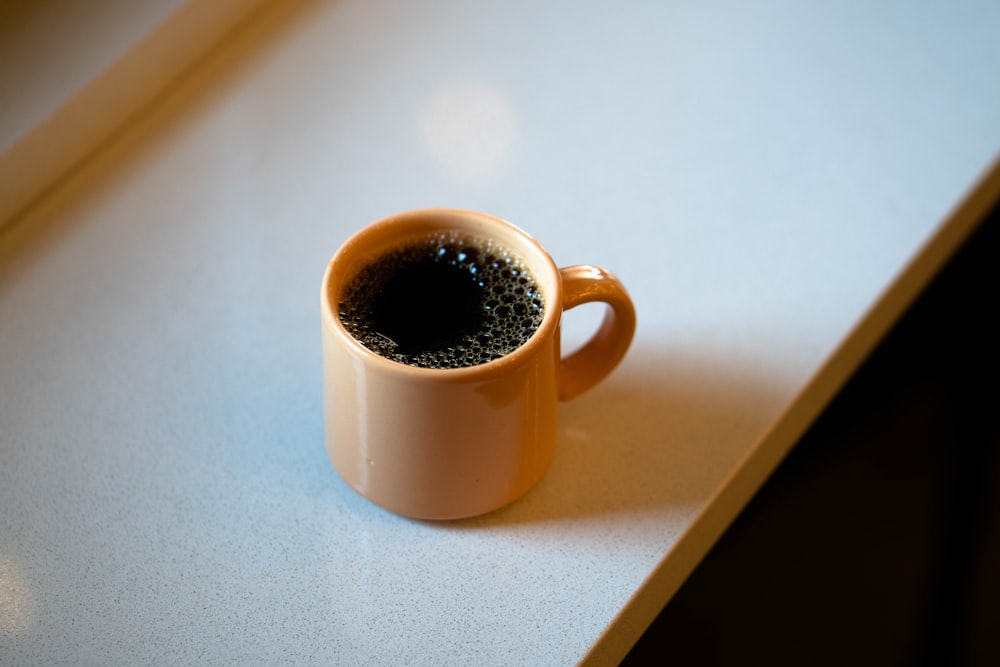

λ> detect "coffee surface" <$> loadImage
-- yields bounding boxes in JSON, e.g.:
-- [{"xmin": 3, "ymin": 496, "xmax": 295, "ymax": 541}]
[{"xmin": 339, "ymin": 232, "xmax": 545, "ymax": 369}]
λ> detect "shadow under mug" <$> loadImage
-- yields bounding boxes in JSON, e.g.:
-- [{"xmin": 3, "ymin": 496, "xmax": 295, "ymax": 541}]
[{"xmin": 321, "ymin": 209, "xmax": 635, "ymax": 519}]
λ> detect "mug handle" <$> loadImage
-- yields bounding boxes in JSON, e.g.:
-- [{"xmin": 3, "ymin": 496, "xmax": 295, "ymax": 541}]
[{"xmin": 557, "ymin": 265, "xmax": 636, "ymax": 401}]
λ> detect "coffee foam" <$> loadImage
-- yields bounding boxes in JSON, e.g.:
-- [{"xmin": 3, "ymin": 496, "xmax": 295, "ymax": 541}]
[{"xmin": 339, "ymin": 231, "xmax": 545, "ymax": 369}]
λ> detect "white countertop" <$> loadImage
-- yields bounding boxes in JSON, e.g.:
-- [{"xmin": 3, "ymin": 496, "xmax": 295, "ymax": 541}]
[{"xmin": 2, "ymin": 1, "xmax": 1000, "ymax": 664}]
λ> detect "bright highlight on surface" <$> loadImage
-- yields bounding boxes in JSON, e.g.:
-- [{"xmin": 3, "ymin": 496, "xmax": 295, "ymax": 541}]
[
  {"xmin": 0, "ymin": 557, "xmax": 34, "ymax": 638},
  {"xmin": 419, "ymin": 83, "xmax": 517, "ymax": 180}
]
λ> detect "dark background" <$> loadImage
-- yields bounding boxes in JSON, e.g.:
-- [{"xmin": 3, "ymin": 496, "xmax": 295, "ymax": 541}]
[{"xmin": 623, "ymin": 202, "xmax": 999, "ymax": 666}]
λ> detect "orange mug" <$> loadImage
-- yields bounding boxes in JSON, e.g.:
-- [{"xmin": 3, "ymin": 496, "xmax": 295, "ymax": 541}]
[{"xmin": 321, "ymin": 209, "xmax": 635, "ymax": 519}]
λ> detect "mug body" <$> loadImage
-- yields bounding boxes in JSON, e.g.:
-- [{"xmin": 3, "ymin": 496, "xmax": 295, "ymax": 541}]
[{"xmin": 321, "ymin": 209, "xmax": 563, "ymax": 519}]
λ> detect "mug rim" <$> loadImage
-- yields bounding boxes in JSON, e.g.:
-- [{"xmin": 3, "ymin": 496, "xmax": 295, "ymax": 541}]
[{"xmin": 321, "ymin": 208, "xmax": 562, "ymax": 380}]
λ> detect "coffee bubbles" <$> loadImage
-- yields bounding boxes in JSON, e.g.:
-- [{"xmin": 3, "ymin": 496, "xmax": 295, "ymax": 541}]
[{"xmin": 338, "ymin": 231, "xmax": 545, "ymax": 369}]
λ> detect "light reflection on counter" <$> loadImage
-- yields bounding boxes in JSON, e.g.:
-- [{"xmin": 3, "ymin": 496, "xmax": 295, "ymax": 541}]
[
  {"xmin": 0, "ymin": 555, "xmax": 36, "ymax": 639},
  {"xmin": 419, "ymin": 83, "xmax": 517, "ymax": 181}
]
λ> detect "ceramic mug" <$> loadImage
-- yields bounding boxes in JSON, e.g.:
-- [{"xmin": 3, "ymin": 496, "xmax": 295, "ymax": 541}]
[{"xmin": 320, "ymin": 208, "xmax": 635, "ymax": 519}]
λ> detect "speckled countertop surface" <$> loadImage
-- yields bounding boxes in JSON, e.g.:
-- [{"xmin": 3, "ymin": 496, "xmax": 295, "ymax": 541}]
[{"xmin": 2, "ymin": 1, "xmax": 1000, "ymax": 664}]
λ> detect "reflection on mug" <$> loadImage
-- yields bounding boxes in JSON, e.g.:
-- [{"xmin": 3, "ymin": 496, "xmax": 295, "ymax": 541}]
[{"xmin": 418, "ymin": 83, "xmax": 517, "ymax": 180}]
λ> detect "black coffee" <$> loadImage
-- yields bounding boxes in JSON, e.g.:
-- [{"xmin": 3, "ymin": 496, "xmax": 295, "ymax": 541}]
[{"xmin": 338, "ymin": 231, "xmax": 545, "ymax": 369}]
